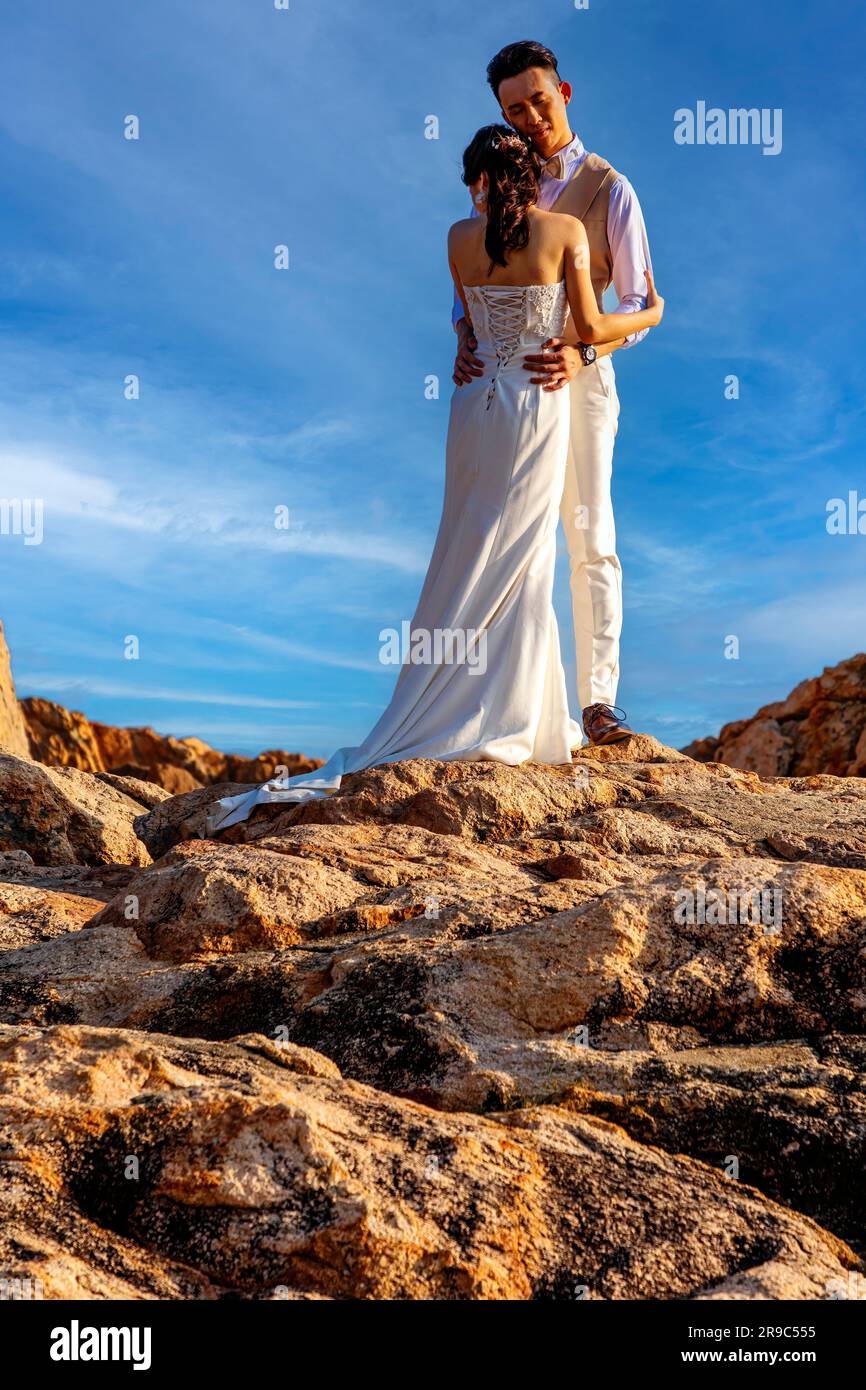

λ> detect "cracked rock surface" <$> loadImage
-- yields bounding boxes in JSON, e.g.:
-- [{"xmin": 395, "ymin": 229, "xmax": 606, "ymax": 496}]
[{"xmin": 1, "ymin": 736, "xmax": 865, "ymax": 1298}]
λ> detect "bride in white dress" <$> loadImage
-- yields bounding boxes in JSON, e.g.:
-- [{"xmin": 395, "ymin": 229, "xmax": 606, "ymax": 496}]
[{"xmin": 207, "ymin": 125, "xmax": 662, "ymax": 833}]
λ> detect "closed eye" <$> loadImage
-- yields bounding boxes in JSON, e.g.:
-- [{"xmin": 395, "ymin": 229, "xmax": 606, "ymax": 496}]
[{"xmin": 507, "ymin": 91, "xmax": 548, "ymax": 116}]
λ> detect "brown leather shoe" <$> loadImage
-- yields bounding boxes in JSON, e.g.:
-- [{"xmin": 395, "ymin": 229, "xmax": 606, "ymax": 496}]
[{"xmin": 582, "ymin": 703, "xmax": 635, "ymax": 745}]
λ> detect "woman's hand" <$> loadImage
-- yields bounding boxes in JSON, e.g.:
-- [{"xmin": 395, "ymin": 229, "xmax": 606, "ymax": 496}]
[{"xmin": 645, "ymin": 269, "xmax": 664, "ymax": 327}]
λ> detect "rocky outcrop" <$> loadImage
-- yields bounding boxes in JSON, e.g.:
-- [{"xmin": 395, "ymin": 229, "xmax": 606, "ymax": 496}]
[
  {"xmin": 20, "ymin": 696, "xmax": 323, "ymax": 793},
  {"xmin": 132, "ymin": 782, "xmax": 255, "ymax": 859},
  {"xmin": 16, "ymin": 697, "xmax": 101, "ymax": 771},
  {"xmin": 90, "ymin": 841, "xmax": 366, "ymax": 961},
  {"xmin": 1, "ymin": 736, "xmax": 866, "ymax": 1296},
  {"xmin": 0, "ymin": 621, "xmax": 31, "ymax": 759},
  {"xmin": 0, "ymin": 1023, "xmax": 858, "ymax": 1300},
  {"xmin": 0, "ymin": 753, "xmax": 159, "ymax": 867},
  {"xmin": 0, "ymin": 856, "xmax": 137, "ymax": 952},
  {"xmin": 683, "ymin": 653, "xmax": 866, "ymax": 777}
]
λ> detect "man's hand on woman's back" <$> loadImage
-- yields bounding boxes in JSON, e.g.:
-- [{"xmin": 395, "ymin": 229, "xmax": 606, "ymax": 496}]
[{"xmin": 453, "ymin": 320, "xmax": 484, "ymax": 386}]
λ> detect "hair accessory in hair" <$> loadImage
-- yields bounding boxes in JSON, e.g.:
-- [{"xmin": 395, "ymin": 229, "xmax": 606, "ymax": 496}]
[{"xmin": 491, "ymin": 132, "xmax": 526, "ymax": 155}]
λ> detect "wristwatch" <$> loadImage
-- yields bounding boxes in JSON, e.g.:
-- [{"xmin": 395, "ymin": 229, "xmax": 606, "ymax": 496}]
[{"xmin": 577, "ymin": 342, "xmax": 597, "ymax": 367}]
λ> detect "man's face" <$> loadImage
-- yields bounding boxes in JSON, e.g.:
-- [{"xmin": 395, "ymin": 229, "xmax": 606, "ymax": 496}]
[{"xmin": 497, "ymin": 67, "xmax": 572, "ymax": 158}]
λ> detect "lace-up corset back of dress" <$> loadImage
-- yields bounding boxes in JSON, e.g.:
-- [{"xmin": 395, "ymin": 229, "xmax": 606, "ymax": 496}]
[
  {"xmin": 463, "ymin": 281, "xmax": 569, "ymax": 410},
  {"xmin": 464, "ymin": 282, "xmax": 569, "ymax": 361}
]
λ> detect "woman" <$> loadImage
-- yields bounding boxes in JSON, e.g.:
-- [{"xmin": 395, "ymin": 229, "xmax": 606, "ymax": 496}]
[{"xmin": 207, "ymin": 125, "xmax": 663, "ymax": 833}]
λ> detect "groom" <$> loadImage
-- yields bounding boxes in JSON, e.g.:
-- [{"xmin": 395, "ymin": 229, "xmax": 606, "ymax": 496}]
[{"xmin": 452, "ymin": 40, "xmax": 654, "ymax": 746}]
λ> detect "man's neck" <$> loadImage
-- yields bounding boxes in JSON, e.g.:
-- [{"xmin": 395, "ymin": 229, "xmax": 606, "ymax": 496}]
[{"xmin": 546, "ymin": 130, "xmax": 578, "ymax": 157}]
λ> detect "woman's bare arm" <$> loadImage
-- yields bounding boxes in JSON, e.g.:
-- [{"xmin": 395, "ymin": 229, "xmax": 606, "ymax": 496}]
[
  {"xmin": 447, "ymin": 226, "xmax": 472, "ymax": 334},
  {"xmin": 564, "ymin": 220, "xmax": 663, "ymax": 345}
]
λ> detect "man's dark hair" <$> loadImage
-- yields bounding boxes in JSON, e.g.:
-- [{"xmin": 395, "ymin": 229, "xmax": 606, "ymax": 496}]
[{"xmin": 487, "ymin": 41, "xmax": 560, "ymax": 100}]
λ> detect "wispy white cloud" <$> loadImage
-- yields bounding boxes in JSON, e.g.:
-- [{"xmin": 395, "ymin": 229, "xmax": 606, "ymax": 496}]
[
  {"xmin": 736, "ymin": 582, "xmax": 866, "ymax": 661},
  {"xmin": 15, "ymin": 674, "xmax": 319, "ymax": 710},
  {"xmin": 207, "ymin": 620, "xmax": 389, "ymax": 674},
  {"xmin": 0, "ymin": 446, "xmax": 427, "ymax": 573},
  {"xmin": 221, "ymin": 419, "xmax": 357, "ymax": 455}
]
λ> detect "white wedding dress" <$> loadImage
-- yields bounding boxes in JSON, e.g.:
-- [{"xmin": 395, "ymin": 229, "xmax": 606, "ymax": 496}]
[{"xmin": 207, "ymin": 280, "xmax": 583, "ymax": 833}]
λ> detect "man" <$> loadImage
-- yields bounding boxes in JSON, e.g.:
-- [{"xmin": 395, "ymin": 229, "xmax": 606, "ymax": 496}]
[{"xmin": 452, "ymin": 40, "xmax": 653, "ymax": 746}]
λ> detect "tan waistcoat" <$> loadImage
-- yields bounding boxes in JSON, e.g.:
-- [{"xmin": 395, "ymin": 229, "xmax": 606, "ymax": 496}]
[{"xmin": 552, "ymin": 152, "xmax": 619, "ymax": 311}]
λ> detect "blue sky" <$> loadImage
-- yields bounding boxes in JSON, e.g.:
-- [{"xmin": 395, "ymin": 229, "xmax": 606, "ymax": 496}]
[{"xmin": 1, "ymin": 0, "xmax": 864, "ymax": 757}]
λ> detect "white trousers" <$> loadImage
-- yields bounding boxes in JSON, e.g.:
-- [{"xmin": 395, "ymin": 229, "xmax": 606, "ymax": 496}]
[{"xmin": 559, "ymin": 355, "xmax": 622, "ymax": 713}]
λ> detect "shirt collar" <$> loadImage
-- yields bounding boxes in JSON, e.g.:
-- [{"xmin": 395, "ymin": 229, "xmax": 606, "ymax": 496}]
[{"xmin": 557, "ymin": 132, "xmax": 586, "ymax": 175}]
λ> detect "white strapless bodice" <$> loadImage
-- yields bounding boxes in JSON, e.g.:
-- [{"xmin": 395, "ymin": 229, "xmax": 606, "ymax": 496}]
[
  {"xmin": 463, "ymin": 281, "xmax": 570, "ymax": 359},
  {"xmin": 462, "ymin": 281, "xmax": 570, "ymax": 411}
]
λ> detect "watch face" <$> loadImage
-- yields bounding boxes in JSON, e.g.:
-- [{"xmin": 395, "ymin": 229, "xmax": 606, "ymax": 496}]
[{"xmin": 583, "ymin": 344, "xmax": 597, "ymax": 364}]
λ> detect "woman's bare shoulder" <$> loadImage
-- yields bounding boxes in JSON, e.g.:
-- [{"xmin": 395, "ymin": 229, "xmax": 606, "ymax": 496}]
[
  {"xmin": 448, "ymin": 217, "xmax": 478, "ymax": 245},
  {"xmin": 538, "ymin": 209, "xmax": 586, "ymax": 243}
]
